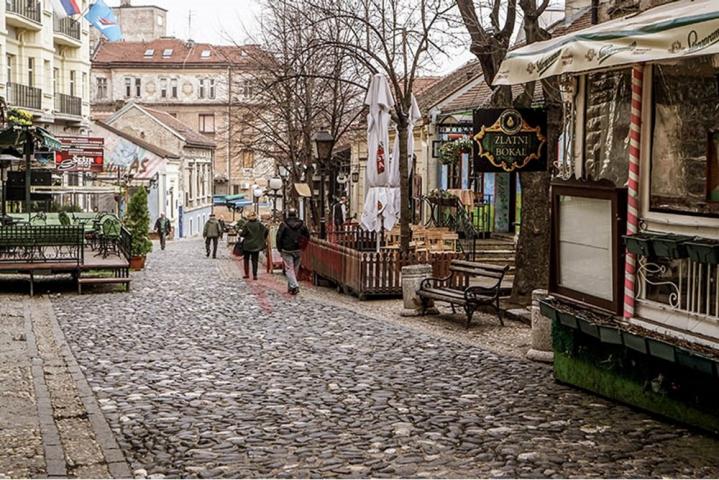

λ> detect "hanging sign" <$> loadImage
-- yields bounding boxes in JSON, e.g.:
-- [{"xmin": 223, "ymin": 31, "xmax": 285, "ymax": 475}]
[
  {"xmin": 55, "ymin": 136, "xmax": 104, "ymax": 173},
  {"xmin": 473, "ymin": 108, "xmax": 547, "ymax": 173}
]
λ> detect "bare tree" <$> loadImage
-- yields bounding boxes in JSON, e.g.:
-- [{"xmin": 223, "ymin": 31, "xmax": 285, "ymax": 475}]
[
  {"xmin": 307, "ymin": 0, "xmax": 459, "ymax": 250},
  {"xmin": 224, "ymin": 0, "xmax": 365, "ymax": 227},
  {"xmin": 457, "ymin": 0, "xmax": 560, "ymax": 303}
]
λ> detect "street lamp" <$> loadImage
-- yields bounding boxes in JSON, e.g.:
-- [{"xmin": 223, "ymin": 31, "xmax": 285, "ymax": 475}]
[
  {"xmin": 268, "ymin": 176, "xmax": 283, "ymax": 220},
  {"xmin": 313, "ymin": 130, "xmax": 334, "ymax": 239},
  {"xmin": 253, "ymin": 186, "xmax": 264, "ymax": 216},
  {"xmin": 278, "ymin": 164, "xmax": 290, "ymax": 214}
]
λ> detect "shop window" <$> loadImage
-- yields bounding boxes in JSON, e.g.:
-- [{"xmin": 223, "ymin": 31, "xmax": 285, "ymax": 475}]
[
  {"xmin": 584, "ymin": 69, "xmax": 631, "ymax": 187},
  {"xmin": 651, "ymin": 58, "xmax": 719, "ymax": 216},
  {"xmin": 550, "ymin": 182, "xmax": 627, "ymax": 315}
]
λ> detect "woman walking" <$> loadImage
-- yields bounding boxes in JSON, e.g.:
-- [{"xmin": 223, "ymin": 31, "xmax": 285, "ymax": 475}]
[{"xmin": 240, "ymin": 211, "xmax": 268, "ymax": 280}]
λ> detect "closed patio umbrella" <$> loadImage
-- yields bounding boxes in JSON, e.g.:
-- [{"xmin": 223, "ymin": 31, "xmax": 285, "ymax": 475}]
[{"xmin": 386, "ymin": 94, "xmax": 420, "ymax": 232}]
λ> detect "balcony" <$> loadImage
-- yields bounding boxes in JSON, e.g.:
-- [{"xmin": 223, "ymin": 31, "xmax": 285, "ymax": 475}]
[
  {"xmin": 6, "ymin": 0, "xmax": 42, "ymax": 30},
  {"xmin": 54, "ymin": 93, "xmax": 81, "ymax": 117},
  {"xmin": 7, "ymin": 82, "xmax": 41, "ymax": 110},
  {"xmin": 53, "ymin": 16, "xmax": 82, "ymax": 47}
]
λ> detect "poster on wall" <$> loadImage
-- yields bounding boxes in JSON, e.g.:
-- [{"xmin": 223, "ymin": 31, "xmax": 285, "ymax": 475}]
[
  {"xmin": 473, "ymin": 108, "xmax": 547, "ymax": 173},
  {"xmin": 55, "ymin": 136, "xmax": 104, "ymax": 173}
]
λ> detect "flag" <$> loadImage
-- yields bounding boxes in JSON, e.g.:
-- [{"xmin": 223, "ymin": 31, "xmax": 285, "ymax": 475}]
[
  {"xmin": 85, "ymin": 0, "xmax": 123, "ymax": 42},
  {"xmin": 50, "ymin": 0, "xmax": 81, "ymax": 18}
]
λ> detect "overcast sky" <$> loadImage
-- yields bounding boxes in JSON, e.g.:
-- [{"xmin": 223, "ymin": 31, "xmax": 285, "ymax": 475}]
[{"xmin": 108, "ymin": 0, "xmax": 565, "ymax": 75}]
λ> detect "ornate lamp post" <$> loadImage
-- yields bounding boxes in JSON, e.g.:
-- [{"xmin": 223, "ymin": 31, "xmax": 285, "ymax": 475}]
[
  {"xmin": 313, "ymin": 130, "xmax": 334, "ymax": 239},
  {"xmin": 268, "ymin": 176, "xmax": 283, "ymax": 220}
]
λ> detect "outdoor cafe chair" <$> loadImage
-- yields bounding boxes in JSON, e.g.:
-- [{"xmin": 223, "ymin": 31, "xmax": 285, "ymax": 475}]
[{"xmin": 96, "ymin": 216, "xmax": 121, "ymax": 258}]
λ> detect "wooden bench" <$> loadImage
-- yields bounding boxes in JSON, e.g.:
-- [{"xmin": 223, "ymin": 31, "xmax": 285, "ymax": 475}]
[{"xmin": 418, "ymin": 260, "xmax": 509, "ymax": 327}]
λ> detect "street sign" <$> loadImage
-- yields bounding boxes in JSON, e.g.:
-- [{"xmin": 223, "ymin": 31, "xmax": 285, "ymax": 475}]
[
  {"xmin": 55, "ymin": 136, "xmax": 104, "ymax": 173},
  {"xmin": 473, "ymin": 108, "xmax": 547, "ymax": 173}
]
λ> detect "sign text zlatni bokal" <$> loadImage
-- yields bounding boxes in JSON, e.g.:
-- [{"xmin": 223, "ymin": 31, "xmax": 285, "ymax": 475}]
[
  {"xmin": 55, "ymin": 136, "xmax": 104, "ymax": 173},
  {"xmin": 473, "ymin": 108, "xmax": 547, "ymax": 173}
]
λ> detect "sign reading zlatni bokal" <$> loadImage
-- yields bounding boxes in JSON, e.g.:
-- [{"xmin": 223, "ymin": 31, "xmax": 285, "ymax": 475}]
[
  {"xmin": 473, "ymin": 108, "xmax": 547, "ymax": 173},
  {"xmin": 55, "ymin": 136, "xmax": 104, "ymax": 173}
]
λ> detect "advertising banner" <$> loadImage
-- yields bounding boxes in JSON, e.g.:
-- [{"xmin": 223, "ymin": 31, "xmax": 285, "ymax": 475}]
[{"xmin": 55, "ymin": 136, "xmax": 104, "ymax": 173}]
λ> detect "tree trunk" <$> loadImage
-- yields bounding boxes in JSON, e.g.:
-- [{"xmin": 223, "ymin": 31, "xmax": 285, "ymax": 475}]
[
  {"xmin": 510, "ymin": 104, "xmax": 561, "ymax": 303},
  {"xmin": 398, "ymin": 122, "xmax": 411, "ymax": 252}
]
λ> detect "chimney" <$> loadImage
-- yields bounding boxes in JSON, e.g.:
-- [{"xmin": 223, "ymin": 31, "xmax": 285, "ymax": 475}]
[{"xmin": 120, "ymin": 0, "xmax": 131, "ymax": 6}]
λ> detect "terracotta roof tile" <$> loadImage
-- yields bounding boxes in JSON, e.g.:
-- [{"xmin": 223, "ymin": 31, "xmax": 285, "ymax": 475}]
[{"xmin": 92, "ymin": 38, "xmax": 262, "ymax": 68}]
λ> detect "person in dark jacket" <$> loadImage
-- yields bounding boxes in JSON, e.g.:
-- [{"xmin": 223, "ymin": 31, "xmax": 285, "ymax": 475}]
[
  {"xmin": 154, "ymin": 213, "xmax": 171, "ymax": 250},
  {"xmin": 276, "ymin": 208, "xmax": 310, "ymax": 295},
  {"xmin": 203, "ymin": 214, "xmax": 223, "ymax": 258},
  {"xmin": 332, "ymin": 196, "xmax": 348, "ymax": 228},
  {"xmin": 239, "ymin": 211, "xmax": 268, "ymax": 280}
]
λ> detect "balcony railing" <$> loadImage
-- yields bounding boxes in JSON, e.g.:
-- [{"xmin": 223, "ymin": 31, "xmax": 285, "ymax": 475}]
[
  {"xmin": 7, "ymin": 82, "xmax": 41, "ymax": 110},
  {"xmin": 53, "ymin": 16, "xmax": 81, "ymax": 41},
  {"xmin": 54, "ymin": 93, "xmax": 81, "ymax": 116},
  {"xmin": 6, "ymin": 0, "xmax": 41, "ymax": 24}
]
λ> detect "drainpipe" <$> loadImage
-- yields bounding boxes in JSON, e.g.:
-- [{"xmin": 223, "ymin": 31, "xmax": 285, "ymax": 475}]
[
  {"xmin": 591, "ymin": 0, "xmax": 599, "ymax": 25},
  {"xmin": 623, "ymin": 64, "xmax": 644, "ymax": 320}
]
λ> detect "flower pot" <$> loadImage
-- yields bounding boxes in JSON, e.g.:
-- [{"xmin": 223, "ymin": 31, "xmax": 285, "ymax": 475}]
[
  {"xmin": 558, "ymin": 310, "xmax": 578, "ymax": 329},
  {"xmin": 539, "ymin": 300, "xmax": 558, "ymax": 321},
  {"xmin": 130, "ymin": 256, "xmax": 145, "ymax": 271},
  {"xmin": 685, "ymin": 240, "xmax": 719, "ymax": 265},
  {"xmin": 651, "ymin": 234, "xmax": 691, "ymax": 260},
  {"xmin": 599, "ymin": 325, "xmax": 623, "ymax": 345},
  {"xmin": 647, "ymin": 339, "xmax": 676, "ymax": 363},
  {"xmin": 623, "ymin": 233, "xmax": 654, "ymax": 257},
  {"xmin": 675, "ymin": 349, "xmax": 715, "ymax": 376},
  {"xmin": 622, "ymin": 331, "xmax": 648, "ymax": 354},
  {"xmin": 577, "ymin": 316, "xmax": 600, "ymax": 339}
]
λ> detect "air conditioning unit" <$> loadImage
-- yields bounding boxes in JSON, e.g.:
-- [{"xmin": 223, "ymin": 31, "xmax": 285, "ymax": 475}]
[{"xmin": 240, "ymin": 182, "xmax": 250, "ymax": 190}]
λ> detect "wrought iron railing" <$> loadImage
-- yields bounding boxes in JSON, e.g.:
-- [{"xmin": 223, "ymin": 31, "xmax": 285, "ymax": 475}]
[
  {"xmin": 54, "ymin": 93, "xmax": 81, "ymax": 116},
  {"xmin": 53, "ymin": 15, "xmax": 81, "ymax": 40},
  {"xmin": 119, "ymin": 226, "xmax": 132, "ymax": 261},
  {"xmin": 6, "ymin": 0, "xmax": 41, "ymax": 23},
  {"xmin": 0, "ymin": 225, "xmax": 84, "ymax": 264},
  {"xmin": 7, "ymin": 82, "xmax": 41, "ymax": 110}
]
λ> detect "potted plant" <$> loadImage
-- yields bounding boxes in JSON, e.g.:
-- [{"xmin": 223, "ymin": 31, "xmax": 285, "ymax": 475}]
[
  {"xmin": 7, "ymin": 108, "xmax": 33, "ymax": 127},
  {"xmin": 439, "ymin": 138, "xmax": 473, "ymax": 166},
  {"xmin": 685, "ymin": 238, "xmax": 719, "ymax": 264},
  {"xmin": 124, "ymin": 187, "xmax": 153, "ymax": 270}
]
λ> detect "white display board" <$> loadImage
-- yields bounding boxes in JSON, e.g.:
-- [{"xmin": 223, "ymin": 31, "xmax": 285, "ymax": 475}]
[{"xmin": 558, "ymin": 195, "xmax": 614, "ymax": 301}]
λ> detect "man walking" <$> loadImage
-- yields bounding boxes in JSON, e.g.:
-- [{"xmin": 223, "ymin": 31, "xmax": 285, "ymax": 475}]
[
  {"xmin": 332, "ymin": 196, "xmax": 348, "ymax": 228},
  {"xmin": 203, "ymin": 214, "xmax": 223, "ymax": 258},
  {"xmin": 154, "ymin": 213, "xmax": 171, "ymax": 250},
  {"xmin": 276, "ymin": 208, "xmax": 310, "ymax": 295}
]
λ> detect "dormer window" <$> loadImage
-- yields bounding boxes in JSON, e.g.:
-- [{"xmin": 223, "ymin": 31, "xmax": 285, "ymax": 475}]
[
  {"xmin": 201, "ymin": 50, "xmax": 211, "ymax": 58},
  {"xmin": 144, "ymin": 49, "xmax": 154, "ymax": 57},
  {"xmin": 163, "ymin": 49, "xmax": 173, "ymax": 58}
]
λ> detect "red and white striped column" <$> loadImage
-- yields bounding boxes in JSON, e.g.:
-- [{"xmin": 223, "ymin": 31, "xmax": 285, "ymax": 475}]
[{"xmin": 623, "ymin": 64, "xmax": 644, "ymax": 320}]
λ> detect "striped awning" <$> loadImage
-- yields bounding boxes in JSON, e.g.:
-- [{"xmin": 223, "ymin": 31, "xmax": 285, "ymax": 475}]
[{"xmin": 494, "ymin": 0, "xmax": 719, "ymax": 85}]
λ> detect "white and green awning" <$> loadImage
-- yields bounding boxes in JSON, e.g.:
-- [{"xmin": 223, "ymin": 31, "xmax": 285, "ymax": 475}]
[{"xmin": 494, "ymin": 0, "xmax": 719, "ymax": 85}]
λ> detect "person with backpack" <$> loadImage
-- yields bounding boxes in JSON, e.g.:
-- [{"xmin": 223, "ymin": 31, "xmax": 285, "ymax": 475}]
[
  {"xmin": 276, "ymin": 208, "xmax": 310, "ymax": 295},
  {"xmin": 239, "ymin": 211, "xmax": 268, "ymax": 280}
]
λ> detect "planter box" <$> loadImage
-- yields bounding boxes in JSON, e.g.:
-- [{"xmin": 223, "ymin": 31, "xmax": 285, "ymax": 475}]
[
  {"xmin": 577, "ymin": 316, "xmax": 600, "ymax": 339},
  {"xmin": 623, "ymin": 233, "xmax": 654, "ymax": 257},
  {"xmin": 651, "ymin": 234, "xmax": 691, "ymax": 260},
  {"xmin": 623, "ymin": 331, "xmax": 648, "ymax": 354},
  {"xmin": 130, "ymin": 256, "xmax": 145, "ymax": 271},
  {"xmin": 539, "ymin": 300, "xmax": 558, "ymax": 321},
  {"xmin": 685, "ymin": 241, "xmax": 719, "ymax": 265},
  {"xmin": 676, "ymin": 349, "xmax": 715, "ymax": 376},
  {"xmin": 558, "ymin": 310, "xmax": 578, "ymax": 329},
  {"xmin": 647, "ymin": 339, "xmax": 676, "ymax": 363},
  {"xmin": 599, "ymin": 325, "xmax": 623, "ymax": 345}
]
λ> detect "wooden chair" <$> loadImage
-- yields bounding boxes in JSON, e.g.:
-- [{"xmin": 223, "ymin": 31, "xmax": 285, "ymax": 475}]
[{"xmin": 441, "ymin": 233, "xmax": 459, "ymax": 252}]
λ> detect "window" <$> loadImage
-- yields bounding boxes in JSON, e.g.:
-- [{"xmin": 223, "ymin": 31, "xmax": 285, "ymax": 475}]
[
  {"xmin": 125, "ymin": 77, "xmax": 132, "ymax": 98},
  {"xmin": 96, "ymin": 77, "xmax": 107, "ymax": 99},
  {"xmin": 242, "ymin": 150, "xmax": 254, "ymax": 168},
  {"xmin": 198, "ymin": 114, "xmax": 215, "ymax": 133},
  {"xmin": 209, "ymin": 79, "xmax": 215, "ymax": 99},
  {"xmin": 241, "ymin": 79, "xmax": 254, "ymax": 99},
  {"xmin": 144, "ymin": 49, "xmax": 154, "ymax": 57},
  {"xmin": 160, "ymin": 78, "xmax": 167, "ymax": 98},
  {"xmin": 157, "ymin": 16, "xmax": 163, "ymax": 26},
  {"xmin": 162, "ymin": 49, "xmax": 173, "ymax": 58},
  {"xmin": 135, "ymin": 77, "xmax": 141, "ymax": 97},
  {"xmin": 170, "ymin": 78, "xmax": 178, "ymax": 98},
  {"xmin": 650, "ymin": 57, "xmax": 719, "ymax": 216},
  {"xmin": 27, "ymin": 57, "xmax": 34, "ymax": 88},
  {"xmin": 82, "ymin": 72, "xmax": 87, "ymax": 99},
  {"xmin": 69, "ymin": 70, "xmax": 76, "ymax": 96},
  {"xmin": 6, "ymin": 54, "xmax": 13, "ymax": 83},
  {"xmin": 201, "ymin": 50, "xmax": 211, "ymax": 58},
  {"xmin": 198, "ymin": 78, "xmax": 205, "ymax": 98},
  {"xmin": 54, "ymin": 68, "xmax": 60, "ymax": 96}
]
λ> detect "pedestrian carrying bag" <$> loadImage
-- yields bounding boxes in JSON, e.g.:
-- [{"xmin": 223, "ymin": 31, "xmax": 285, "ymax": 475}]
[{"xmin": 233, "ymin": 239, "xmax": 244, "ymax": 257}]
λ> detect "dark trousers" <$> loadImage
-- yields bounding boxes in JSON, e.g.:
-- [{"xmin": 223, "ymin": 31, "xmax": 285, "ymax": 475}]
[
  {"xmin": 205, "ymin": 237, "xmax": 219, "ymax": 258},
  {"xmin": 159, "ymin": 233, "xmax": 167, "ymax": 250},
  {"xmin": 243, "ymin": 251, "xmax": 259, "ymax": 278}
]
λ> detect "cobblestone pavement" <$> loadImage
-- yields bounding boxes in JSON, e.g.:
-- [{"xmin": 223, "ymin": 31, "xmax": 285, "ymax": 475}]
[
  {"xmin": 52, "ymin": 238, "xmax": 719, "ymax": 478},
  {"xmin": 0, "ymin": 295, "xmax": 130, "ymax": 478}
]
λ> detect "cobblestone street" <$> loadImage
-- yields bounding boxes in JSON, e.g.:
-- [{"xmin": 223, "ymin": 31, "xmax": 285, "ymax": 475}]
[{"xmin": 41, "ymin": 238, "xmax": 719, "ymax": 478}]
